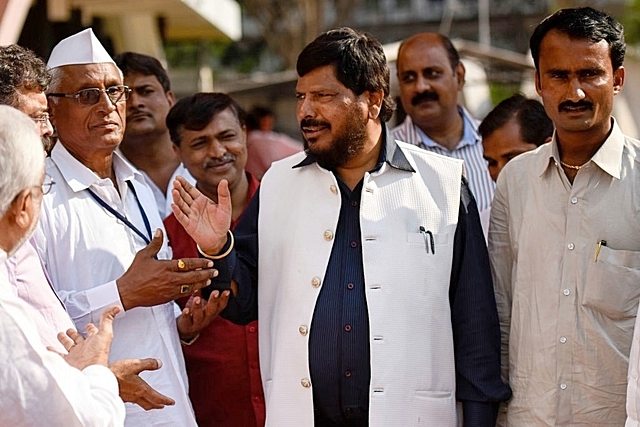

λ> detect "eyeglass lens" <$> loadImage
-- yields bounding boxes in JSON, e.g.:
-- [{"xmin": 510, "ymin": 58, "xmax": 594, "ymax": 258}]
[
  {"xmin": 78, "ymin": 86, "xmax": 129, "ymax": 105},
  {"xmin": 42, "ymin": 175, "xmax": 55, "ymax": 195}
]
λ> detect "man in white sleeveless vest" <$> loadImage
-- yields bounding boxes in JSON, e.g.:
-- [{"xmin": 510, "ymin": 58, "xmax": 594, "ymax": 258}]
[{"xmin": 171, "ymin": 27, "xmax": 511, "ymax": 427}]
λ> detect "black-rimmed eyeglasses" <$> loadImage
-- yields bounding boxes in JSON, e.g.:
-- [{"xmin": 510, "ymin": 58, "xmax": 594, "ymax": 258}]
[
  {"xmin": 47, "ymin": 85, "xmax": 131, "ymax": 106},
  {"xmin": 41, "ymin": 174, "xmax": 55, "ymax": 195}
]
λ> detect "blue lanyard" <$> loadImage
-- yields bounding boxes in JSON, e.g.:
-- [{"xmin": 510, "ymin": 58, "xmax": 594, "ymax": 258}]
[{"xmin": 86, "ymin": 181, "xmax": 152, "ymax": 245}]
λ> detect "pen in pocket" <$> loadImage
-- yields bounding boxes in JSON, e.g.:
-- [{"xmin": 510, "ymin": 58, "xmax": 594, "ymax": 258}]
[
  {"xmin": 419, "ymin": 226, "xmax": 435, "ymax": 254},
  {"xmin": 594, "ymin": 240, "xmax": 606, "ymax": 262}
]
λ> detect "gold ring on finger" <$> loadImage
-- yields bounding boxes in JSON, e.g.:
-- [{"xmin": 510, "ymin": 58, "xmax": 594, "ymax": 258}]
[
  {"xmin": 180, "ymin": 284, "xmax": 191, "ymax": 294},
  {"xmin": 177, "ymin": 259, "xmax": 186, "ymax": 270}
]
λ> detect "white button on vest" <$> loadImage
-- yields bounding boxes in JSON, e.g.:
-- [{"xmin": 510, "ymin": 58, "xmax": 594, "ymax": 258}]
[
  {"xmin": 568, "ymin": 243, "xmax": 575, "ymax": 250},
  {"xmin": 299, "ymin": 325, "xmax": 308, "ymax": 336},
  {"xmin": 311, "ymin": 277, "xmax": 321, "ymax": 288},
  {"xmin": 571, "ymin": 197, "xmax": 578, "ymax": 204},
  {"xmin": 560, "ymin": 383, "xmax": 567, "ymax": 390},
  {"xmin": 563, "ymin": 289, "xmax": 570, "ymax": 296},
  {"xmin": 560, "ymin": 336, "xmax": 567, "ymax": 343},
  {"xmin": 324, "ymin": 230, "xmax": 334, "ymax": 241},
  {"xmin": 301, "ymin": 378, "xmax": 311, "ymax": 388}
]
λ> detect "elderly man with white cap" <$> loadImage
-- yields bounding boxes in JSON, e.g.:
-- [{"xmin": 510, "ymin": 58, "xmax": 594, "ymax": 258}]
[{"xmin": 33, "ymin": 28, "xmax": 229, "ymax": 426}]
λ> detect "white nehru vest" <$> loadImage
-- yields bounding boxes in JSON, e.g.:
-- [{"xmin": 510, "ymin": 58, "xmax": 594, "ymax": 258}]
[{"xmin": 257, "ymin": 141, "xmax": 463, "ymax": 427}]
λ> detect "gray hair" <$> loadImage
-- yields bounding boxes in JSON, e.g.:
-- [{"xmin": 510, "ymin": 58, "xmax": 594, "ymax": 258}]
[{"xmin": 0, "ymin": 105, "xmax": 44, "ymax": 217}]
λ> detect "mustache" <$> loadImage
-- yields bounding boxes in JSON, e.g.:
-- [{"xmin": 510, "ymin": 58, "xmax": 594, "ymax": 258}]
[
  {"xmin": 203, "ymin": 153, "xmax": 236, "ymax": 168},
  {"xmin": 559, "ymin": 100, "xmax": 593, "ymax": 111},
  {"xmin": 411, "ymin": 91, "xmax": 439, "ymax": 105},
  {"xmin": 300, "ymin": 118, "xmax": 330, "ymax": 129}
]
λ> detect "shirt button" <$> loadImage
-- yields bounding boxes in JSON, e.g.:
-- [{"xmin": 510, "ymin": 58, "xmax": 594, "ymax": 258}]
[
  {"xmin": 560, "ymin": 383, "xmax": 567, "ymax": 390},
  {"xmin": 560, "ymin": 336, "xmax": 567, "ymax": 343},
  {"xmin": 344, "ymin": 324, "xmax": 352, "ymax": 332},
  {"xmin": 299, "ymin": 325, "xmax": 308, "ymax": 336},
  {"xmin": 253, "ymin": 396, "xmax": 262, "ymax": 403},
  {"xmin": 563, "ymin": 289, "xmax": 570, "ymax": 296},
  {"xmin": 249, "ymin": 326, "xmax": 256, "ymax": 333},
  {"xmin": 347, "ymin": 283, "xmax": 355, "ymax": 290},
  {"xmin": 330, "ymin": 185, "xmax": 338, "ymax": 195},
  {"xmin": 251, "ymin": 362, "xmax": 259, "ymax": 369},
  {"xmin": 350, "ymin": 241, "xmax": 357, "ymax": 248},
  {"xmin": 351, "ymin": 201, "xmax": 358, "ymax": 207},
  {"xmin": 301, "ymin": 378, "xmax": 311, "ymax": 388},
  {"xmin": 344, "ymin": 371, "xmax": 352, "ymax": 378},
  {"xmin": 568, "ymin": 243, "xmax": 575, "ymax": 250},
  {"xmin": 571, "ymin": 197, "xmax": 578, "ymax": 204},
  {"xmin": 311, "ymin": 277, "xmax": 321, "ymax": 288},
  {"xmin": 324, "ymin": 230, "xmax": 334, "ymax": 241}
]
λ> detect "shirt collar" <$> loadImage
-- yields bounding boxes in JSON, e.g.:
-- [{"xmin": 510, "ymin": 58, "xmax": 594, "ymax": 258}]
[
  {"xmin": 293, "ymin": 123, "xmax": 415, "ymax": 173},
  {"xmin": 51, "ymin": 143, "xmax": 142, "ymax": 193},
  {"xmin": 413, "ymin": 106, "xmax": 480, "ymax": 151},
  {"xmin": 540, "ymin": 118, "xmax": 625, "ymax": 180}
]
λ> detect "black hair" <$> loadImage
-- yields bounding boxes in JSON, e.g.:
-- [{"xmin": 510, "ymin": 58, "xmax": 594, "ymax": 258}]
[
  {"xmin": 296, "ymin": 27, "xmax": 395, "ymax": 122},
  {"xmin": 530, "ymin": 7, "xmax": 625, "ymax": 71},
  {"xmin": 166, "ymin": 92, "xmax": 246, "ymax": 146},
  {"xmin": 479, "ymin": 93, "xmax": 553, "ymax": 147},
  {"xmin": 0, "ymin": 45, "xmax": 50, "ymax": 107},
  {"xmin": 113, "ymin": 52, "xmax": 171, "ymax": 92},
  {"xmin": 246, "ymin": 105, "xmax": 273, "ymax": 131}
]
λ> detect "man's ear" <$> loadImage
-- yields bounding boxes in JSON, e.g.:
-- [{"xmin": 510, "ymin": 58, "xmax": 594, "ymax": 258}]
[
  {"xmin": 613, "ymin": 66, "xmax": 625, "ymax": 95},
  {"xmin": 455, "ymin": 62, "xmax": 466, "ymax": 90},
  {"xmin": 167, "ymin": 90, "xmax": 177, "ymax": 107},
  {"xmin": 366, "ymin": 90, "xmax": 384, "ymax": 120},
  {"xmin": 10, "ymin": 189, "xmax": 35, "ymax": 230},
  {"xmin": 534, "ymin": 70, "xmax": 542, "ymax": 97}
]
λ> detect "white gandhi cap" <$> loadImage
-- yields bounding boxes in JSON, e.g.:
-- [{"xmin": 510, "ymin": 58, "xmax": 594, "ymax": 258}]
[{"xmin": 47, "ymin": 28, "xmax": 115, "ymax": 69}]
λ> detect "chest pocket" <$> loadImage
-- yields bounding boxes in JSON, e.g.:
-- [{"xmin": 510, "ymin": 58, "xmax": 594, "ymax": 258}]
[{"xmin": 582, "ymin": 244, "xmax": 640, "ymax": 320}]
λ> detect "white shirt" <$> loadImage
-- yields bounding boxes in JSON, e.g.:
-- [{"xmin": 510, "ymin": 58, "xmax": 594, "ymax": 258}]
[
  {"xmin": 0, "ymin": 249, "xmax": 125, "ymax": 427},
  {"xmin": 34, "ymin": 144, "xmax": 197, "ymax": 427},
  {"xmin": 139, "ymin": 163, "xmax": 195, "ymax": 219}
]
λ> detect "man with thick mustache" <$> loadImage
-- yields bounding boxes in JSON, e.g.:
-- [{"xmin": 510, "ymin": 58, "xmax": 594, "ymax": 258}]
[
  {"xmin": 488, "ymin": 8, "xmax": 640, "ymax": 425},
  {"xmin": 163, "ymin": 92, "xmax": 265, "ymax": 427},
  {"xmin": 392, "ymin": 33, "xmax": 494, "ymax": 235},
  {"xmin": 171, "ymin": 27, "xmax": 510, "ymax": 426}
]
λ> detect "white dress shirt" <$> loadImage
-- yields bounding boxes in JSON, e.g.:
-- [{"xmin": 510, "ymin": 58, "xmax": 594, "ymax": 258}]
[
  {"xmin": 139, "ymin": 162, "xmax": 195, "ymax": 219},
  {"xmin": 0, "ymin": 249, "xmax": 125, "ymax": 427},
  {"xmin": 34, "ymin": 143, "xmax": 197, "ymax": 426}
]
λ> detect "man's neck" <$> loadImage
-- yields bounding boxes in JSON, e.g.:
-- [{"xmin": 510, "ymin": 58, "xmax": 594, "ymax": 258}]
[
  {"xmin": 336, "ymin": 124, "xmax": 383, "ymax": 190},
  {"xmin": 120, "ymin": 133, "xmax": 181, "ymax": 193},
  {"xmin": 417, "ymin": 111, "xmax": 464, "ymax": 151},
  {"xmin": 556, "ymin": 120, "xmax": 612, "ymax": 167}
]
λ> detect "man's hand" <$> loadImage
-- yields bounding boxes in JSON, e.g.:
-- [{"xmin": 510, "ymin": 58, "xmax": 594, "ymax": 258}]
[
  {"xmin": 177, "ymin": 290, "xmax": 230, "ymax": 340},
  {"xmin": 53, "ymin": 306, "xmax": 119, "ymax": 370},
  {"xmin": 109, "ymin": 359, "xmax": 175, "ymax": 410},
  {"xmin": 171, "ymin": 176, "xmax": 232, "ymax": 254},
  {"xmin": 116, "ymin": 228, "xmax": 219, "ymax": 310}
]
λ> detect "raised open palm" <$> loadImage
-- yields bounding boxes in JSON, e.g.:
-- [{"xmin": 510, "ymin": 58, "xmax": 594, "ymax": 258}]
[{"xmin": 171, "ymin": 176, "xmax": 232, "ymax": 254}]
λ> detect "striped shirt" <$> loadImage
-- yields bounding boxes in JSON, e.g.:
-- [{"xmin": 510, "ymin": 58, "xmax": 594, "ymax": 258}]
[{"xmin": 391, "ymin": 107, "xmax": 495, "ymax": 213}]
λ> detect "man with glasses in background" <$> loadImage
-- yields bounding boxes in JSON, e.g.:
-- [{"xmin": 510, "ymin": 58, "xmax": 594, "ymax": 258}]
[{"xmin": 33, "ymin": 28, "xmax": 229, "ymax": 426}]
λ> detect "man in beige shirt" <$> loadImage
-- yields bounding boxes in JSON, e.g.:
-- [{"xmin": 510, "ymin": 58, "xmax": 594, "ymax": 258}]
[{"xmin": 489, "ymin": 7, "xmax": 640, "ymax": 426}]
